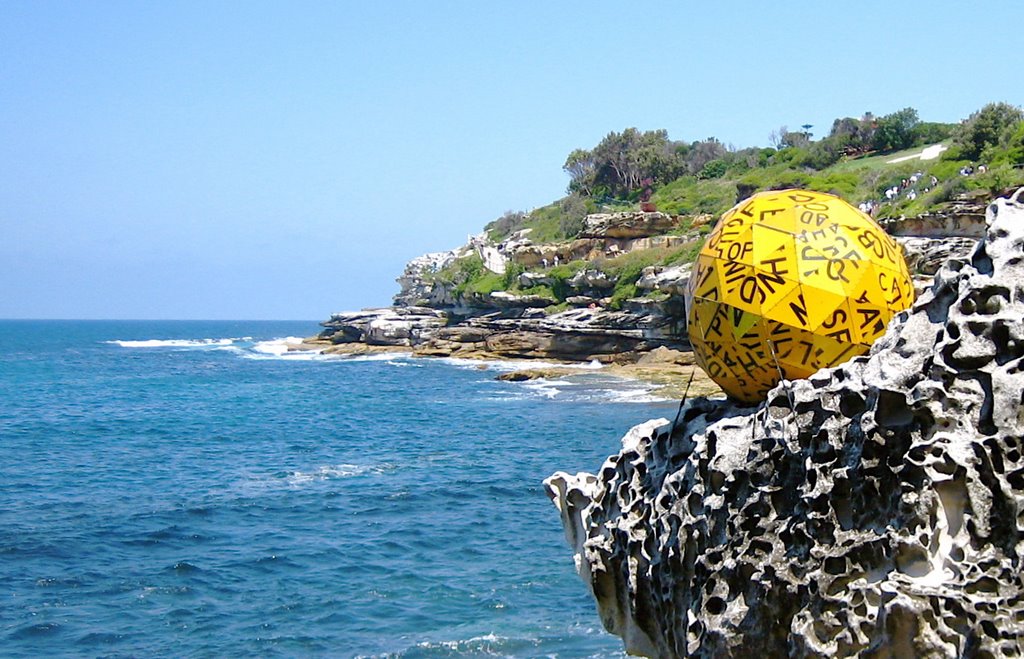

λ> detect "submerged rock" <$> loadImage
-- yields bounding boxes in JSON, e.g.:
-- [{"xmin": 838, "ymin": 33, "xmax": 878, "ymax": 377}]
[{"xmin": 546, "ymin": 190, "xmax": 1024, "ymax": 657}]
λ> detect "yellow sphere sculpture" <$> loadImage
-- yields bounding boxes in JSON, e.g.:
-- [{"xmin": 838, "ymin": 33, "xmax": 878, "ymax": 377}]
[{"xmin": 685, "ymin": 189, "xmax": 915, "ymax": 403}]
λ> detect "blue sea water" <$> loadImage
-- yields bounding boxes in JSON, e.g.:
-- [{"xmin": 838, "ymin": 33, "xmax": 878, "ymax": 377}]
[{"xmin": 0, "ymin": 320, "xmax": 675, "ymax": 657}]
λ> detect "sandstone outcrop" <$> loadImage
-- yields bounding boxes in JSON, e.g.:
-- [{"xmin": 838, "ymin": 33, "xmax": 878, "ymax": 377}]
[
  {"xmin": 319, "ymin": 307, "xmax": 446, "ymax": 346},
  {"xmin": 488, "ymin": 291, "xmax": 557, "ymax": 308},
  {"xmin": 415, "ymin": 305, "xmax": 688, "ymax": 363},
  {"xmin": 879, "ymin": 191, "xmax": 989, "ymax": 239},
  {"xmin": 569, "ymin": 269, "xmax": 616, "ymax": 292},
  {"xmin": 393, "ymin": 250, "xmax": 466, "ymax": 308},
  {"xmin": 581, "ymin": 211, "xmax": 681, "ymax": 239},
  {"xmin": 508, "ymin": 239, "xmax": 603, "ymax": 268},
  {"xmin": 636, "ymin": 264, "xmax": 693, "ymax": 297},
  {"xmin": 897, "ymin": 236, "xmax": 979, "ymax": 294},
  {"xmin": 332, "ymin": 191, "xmax": 999, "ymax": 376},
  {"xmin": 546, "ymin": 190, "xmax": 1024, "ymax": 657}
]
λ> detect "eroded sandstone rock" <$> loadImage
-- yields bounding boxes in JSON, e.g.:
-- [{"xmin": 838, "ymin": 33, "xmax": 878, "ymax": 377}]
[
  {"xmin": 636, "ymin": 264, "xmax": 692, "ymax": 297},
  {"xmin": 581, "ymin": 211, "xmax": 681, "ymax": 239},
  {"xmin": 569, "ymin": 269, "xmax": 616, "ymax": 291},
  {"xmin": 546, "ymin": 190, "xmax": 1024, "ymax": 657},
  {"xmin": 880, "ymin": 192, "xmax": 989, "ymax": 238},
  {"xmin": 897, "ymin": 235, "xmax": 978, "ymax": 295},
  {"xmin": 319, "ymin": 307, "xmax": 446, "ymax": 346}
]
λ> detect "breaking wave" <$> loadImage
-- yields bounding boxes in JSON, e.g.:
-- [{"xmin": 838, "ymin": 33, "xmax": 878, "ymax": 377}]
[
  {"xmin": 108, "ymin": 337, "xmax": 248, "ymax": 348},
  {"xmin": 108, "ymin": 335, "xmax": 660, "ymax": 404}
]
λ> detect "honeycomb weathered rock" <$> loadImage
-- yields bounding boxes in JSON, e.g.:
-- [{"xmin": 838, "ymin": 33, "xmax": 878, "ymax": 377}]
[{"xmin": 546, "ymin": 190, "xmax": 1024, "ymax": 657}]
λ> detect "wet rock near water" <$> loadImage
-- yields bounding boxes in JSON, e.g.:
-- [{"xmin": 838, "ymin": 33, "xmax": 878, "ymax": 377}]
[
  {"xmin": 319, "ymin": 307, "xmax": 447, "ymax": 347},
  {"xmin": 546, "ymin": 191, "xmax": 1024, "ymax": 657},
  {"xmin": 408, "ymin": 304, "xmax": 689, "ymax": 363}
]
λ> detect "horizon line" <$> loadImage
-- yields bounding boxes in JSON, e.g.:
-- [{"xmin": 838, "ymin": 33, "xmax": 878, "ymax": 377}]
[{"xmin": 0, "ymin": 317, "xmax": 323, "ymax": 323}]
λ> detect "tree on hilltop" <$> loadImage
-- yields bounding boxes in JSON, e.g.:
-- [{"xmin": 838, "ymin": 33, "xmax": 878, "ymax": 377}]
[
  {"xmin": 828, "ymin": 114, "xmax": 876, "ymax": 156},
  {"xmin": 953, "ymin": 102, "xmax": 1024, "ymax": 162},
  {"xmin": 684, "ymin": 138, "xmax": 729, "ymax": 175},
  {"xmin": 564, "ymin": 128, "xmax": 686, "ymax": 199},
  {"xmin": 871, "ymin": 107, "xmax": 920, "ymax": 152}
]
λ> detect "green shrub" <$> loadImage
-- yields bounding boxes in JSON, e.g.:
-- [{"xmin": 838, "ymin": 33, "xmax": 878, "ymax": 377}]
[
  {"xmin": 466, "ymin": 271, "xmax": 506, "ymax": 296},
  {"xmin": 769, "ymin": 170, "xmax": 809, "ymax": 190},
  {"xmin": 662, "ymin": 242, "xmax": 702, "ymax": 266},
  {"xmin": 912, "ymin": 121, "xmax": 956, "ymax": 145},
  {"xmin": 806, "ymin": 171, "xmax": 860, "ymax": 198},
  {"xmin": 501, "ymin": 261, "xmax": 526, "ymax": 290},
  {"xmin": 928, "ymin": 159, "xmax": 970, "ymax": 181},
  {"xmin": 485, "ymin": 211, "xmax": 527, "ymax": 241},
  {"xmin": 872, "ymin": 107, "xmax": 920, "ymax": 152},
  {"xmin": 521, "ymin": 284, "xmax": 555, "ymax": 299},
  {"xmin": 433, "ymin": 254, "xmax": 483, "ymax": 285},
  {"xmin": 953, "ymin": 102, "xmax": 1024, "ymax": 161},
  {"xmin": 986, "ymin": 120, "xmax": 1024, "ymax": 166},
  {"xmin": 546, "ymin": 260, "xmax": 587, "ymax": 301},
  {"xmin": 940, "ymin": 144, "xmax": 965, "ymax": 162},
  {"xmin": 609, "ymin": 282, "xmax": 638, "ymax": 310},
  {"xmin": 973, "ymin": 164, "xmax": 1024, "ymax": 194},
  {"xmin": 772, "ymin": 146, "xmax": 808, "ymax": 165},
  {"xmin": 930, "ymin": 177, "xmax": 969, "ymax": 204},
  {"xmin": 697, "ymin": 159, "xmax": 728, "ymax": 180},
  {"xmin": 692, "ymin": 180, "xmax": 738, "ymax": 214},
  {"xmin": 649, "ymin": 176, "xmax": 699, "ymax": 214}
]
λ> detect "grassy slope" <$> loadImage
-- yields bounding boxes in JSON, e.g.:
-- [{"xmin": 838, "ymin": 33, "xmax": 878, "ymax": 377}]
[{"xmin": 506, "ymin": 143, "xmax": 1022, "ymax": 242}]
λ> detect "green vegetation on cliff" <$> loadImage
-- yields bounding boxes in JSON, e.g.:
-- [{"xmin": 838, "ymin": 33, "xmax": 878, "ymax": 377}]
[
  {"xmin": 486, "ymin": 102, "xmax": 1024, "ymax": 243},
  {"xmin": 436, "ymin": 102, "xmax": 1024, "ymax": 312}
]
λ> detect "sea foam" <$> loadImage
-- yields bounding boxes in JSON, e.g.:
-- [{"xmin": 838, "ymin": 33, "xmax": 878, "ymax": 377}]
[{"xmin": 109, "ymin": 337, "xmax": 247, "ymax": 348}]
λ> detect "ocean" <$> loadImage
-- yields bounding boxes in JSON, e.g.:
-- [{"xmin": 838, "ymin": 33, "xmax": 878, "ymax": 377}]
[{"xmin": 0, "ymin": 320, "xmax": 674, "ymax": 657}]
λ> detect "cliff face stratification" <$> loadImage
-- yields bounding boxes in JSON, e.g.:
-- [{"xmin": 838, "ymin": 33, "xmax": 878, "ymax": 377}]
[
  {"xmin": 545, "ymin": 190, "xmax": 1024, "ymax": 657},
  {"xmin": 318, "ymin": 209, "xmax": 978, "ymax": 364}
]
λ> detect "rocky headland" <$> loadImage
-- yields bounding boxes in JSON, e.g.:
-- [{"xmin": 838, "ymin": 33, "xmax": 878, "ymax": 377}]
[
  {"xmin": 305, "ymin": 196, "xmax": 985, "ymax": 396},
  {"xmin": 544, "ymin": 189, "xmax": 1024, "ymax": 656}
]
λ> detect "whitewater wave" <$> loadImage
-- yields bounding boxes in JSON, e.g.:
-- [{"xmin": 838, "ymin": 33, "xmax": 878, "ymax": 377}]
[
  {"xmin": 252, "ymin": 336, "xmax": 306, "ymax": 356},
  {"xmin": 499, "ymin": 371, "xmax": 669, "ymax": 405},
  {"xmin": 240, "ymin": 337, "xmax": 334, "ymax": 361},
  {"xmin": 607, "ymin": 387, "xmax": 669, "ymax": 404},
  {"xmin": 108, "ymin": 335, "xmax": 663, "ymax": 404},
  {"xmin": 108, "ymin": 337, "xmax": 249, "ymax": 348},
  {"xmin": 360, "ymin": 632, "xmax": 537, "ymax": 658},
  {"xmin": 521, "ymin": 380, "xmax": 562, "ymax": 399},
  {"xmin": 285, "ymin": 463, "xmax": 392, "ymax": 486},
  {"xmin": 434, "ymin": 355, "xmax": 606, "ymax": 374},
  {"xmin": 234, "ymin": 463, "xmax": 394, "ymax": 496}
]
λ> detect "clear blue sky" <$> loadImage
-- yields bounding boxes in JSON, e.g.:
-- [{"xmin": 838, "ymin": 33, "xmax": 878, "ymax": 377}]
[{"xmin": 2, "ymin": 1, "xmax": 1020, "ymax": 320}]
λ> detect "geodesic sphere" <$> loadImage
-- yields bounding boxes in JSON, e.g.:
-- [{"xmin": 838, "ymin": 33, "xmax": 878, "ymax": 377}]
[{"xmin": 685, "ymin": 189, "xmax": 915, "ymax": 403}]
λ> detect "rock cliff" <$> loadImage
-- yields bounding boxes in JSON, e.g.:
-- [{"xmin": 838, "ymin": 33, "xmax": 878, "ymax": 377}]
[
  {"xmin": 545, "ymin": 189, "xmax": 1024, "ymax": 657},
  {"xmin": 318, "ymin": 198, "xmax": 987, "ymax": 367},
  {"xmin": 880, "ymin": 191, "xmax": 989, "ymax": 239},
  {"xmin": 581, "ymin": 211, "xmax": 681, "ymax": 239}
]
